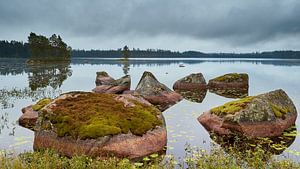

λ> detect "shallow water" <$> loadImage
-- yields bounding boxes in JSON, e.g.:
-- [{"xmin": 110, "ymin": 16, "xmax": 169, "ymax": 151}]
[{"xmin": 0, "ymin": 57, "xmax": 299, "ymax": 161}]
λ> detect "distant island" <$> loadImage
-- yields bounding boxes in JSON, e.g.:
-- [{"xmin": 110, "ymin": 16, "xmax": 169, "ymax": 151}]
[{"xmin": 1, "ymin": 35, "xmax": 300, "ymax": 59}]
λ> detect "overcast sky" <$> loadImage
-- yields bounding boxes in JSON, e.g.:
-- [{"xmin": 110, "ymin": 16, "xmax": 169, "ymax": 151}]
[{"xmin": 0, "ymin": 0, "xmax": 300, "ymax": 52}]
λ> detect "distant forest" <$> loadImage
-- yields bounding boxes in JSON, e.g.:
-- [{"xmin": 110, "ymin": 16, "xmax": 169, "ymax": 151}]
[{"xmin": 1, "ymin": 40, "xmax": 300, "ymax": 59}]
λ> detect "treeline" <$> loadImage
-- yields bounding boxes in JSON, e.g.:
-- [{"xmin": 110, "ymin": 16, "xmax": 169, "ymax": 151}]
[
  {"xmin": 1, "ymin": 38, "xmax": 300, "ymax": 59},
  {"xmin": 72, "ymin": 49, "xmax": 300, "ymax": 59},
  {"xmin": 0, "ymin": 40, "xmax": 30, "ymax": 58},
  {"xmin": 0, "ymin": 33, "xmax": 71, "ymax": 60}
]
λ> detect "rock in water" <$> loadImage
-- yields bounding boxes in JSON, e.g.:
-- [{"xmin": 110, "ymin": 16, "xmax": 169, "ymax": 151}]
[
  {"xmin": 135, "ymin": 71, "xmax": 182, "ymax": 111},
  {"xmin": 18, "ymin": 98, "xmax": 52, "ymax": 130},
  {"xmin": 95, "ymin": 71, "xmax": 115, "ymax": 86},
  {"xmin": 33, "ymin": 92, "xmax": 167, "ymax": 159},
  {"xmin": 173, "ymin": 73, "xmax": 207, "ymax": 90},
  {"xmin": 93, "ymin": 73, "xmax": 131, "ymax": 94},
  {"xmin": 198, "ymin": 89, "xmax": 297, "ymax": 138},
  {"xmin": 208, "ymin": 73, "xmax": 249, "ymax": 89},
  {"xmin": 173, "ymin": 73, "xmax": 207, "ymax": 103}
]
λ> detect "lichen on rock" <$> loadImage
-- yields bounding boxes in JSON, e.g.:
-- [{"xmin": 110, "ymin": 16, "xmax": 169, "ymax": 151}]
[{"xmin": 212, "ymin": 73, "xmax": 248, "ymax": 83}]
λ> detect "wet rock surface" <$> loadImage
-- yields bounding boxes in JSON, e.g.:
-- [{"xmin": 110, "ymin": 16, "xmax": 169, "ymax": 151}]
[
  {"xmin": 198, "ymin": 89, "xmax": 297, "ymax": 138},
  {"xmin": 134, "ymin": 71, "xmax": 182, "ymax": 111},
  {"xmin": 31, "ymin": 92, "xmax": 167, "ymax": 159}
]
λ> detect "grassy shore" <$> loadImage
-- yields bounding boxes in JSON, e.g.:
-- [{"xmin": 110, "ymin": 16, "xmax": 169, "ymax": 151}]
[{"xmin": 1, "ymin": 146, "xmax": 300, "ymax": 169}]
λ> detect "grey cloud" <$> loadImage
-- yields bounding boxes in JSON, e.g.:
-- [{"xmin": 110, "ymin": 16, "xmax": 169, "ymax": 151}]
[{"xmin": 0, "ymin": 0, "xmax": 299, "ymax": 51}]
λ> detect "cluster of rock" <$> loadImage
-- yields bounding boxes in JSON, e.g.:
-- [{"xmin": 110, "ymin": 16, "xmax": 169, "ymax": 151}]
[
  {"xmin": 92, "ymin": 71, "xmax": 182, "ymax": 111},
  {"xmin": 18, "ymin": 70, "xmax": 298, "ymax": 159}
]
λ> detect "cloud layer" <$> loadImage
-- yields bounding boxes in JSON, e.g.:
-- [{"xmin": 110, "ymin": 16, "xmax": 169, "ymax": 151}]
[{"xmin": 1, "ymin": 0, "xmax": 300, "ymax": 52}]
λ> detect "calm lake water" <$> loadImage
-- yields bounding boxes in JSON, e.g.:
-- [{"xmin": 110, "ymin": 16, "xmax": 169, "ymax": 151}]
[{"xmin": 0, "ymin": 57, "xmax": 300, "ymax": 161}]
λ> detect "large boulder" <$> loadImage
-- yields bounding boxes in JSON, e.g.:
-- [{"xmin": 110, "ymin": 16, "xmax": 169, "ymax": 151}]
[
  {"xmin": 208, "ymin": 73, "xmax": 249, "ymax": 89},
  {"xmin": 173, "ymin": 73, "xmax": 207, "ymax": 90},
  {"xmin": 33, "ymin": 92, "xmax": 167, "ymax": 159},
  {"xmin": 93, "ymin": 73, "xmax": 131, "ymax": 94},
  {"xmin": 198, "ymin": 89, "xmax": 297, "ymax": 138},
  {"xmin": 175, "ymin": 89, "xmax": 207, "ymax": 103},
  {"xmin": 18, "ymin": 98, "xmax": 52, "ymax": 130},
  {"xmin": 134, "ymin": 71, "xmax": 182, "ymax": 111}
]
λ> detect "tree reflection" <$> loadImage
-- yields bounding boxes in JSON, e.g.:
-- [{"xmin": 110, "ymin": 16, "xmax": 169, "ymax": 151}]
[
  {"xmin": 0, "ymin": 87, "xmax": 62, "ymax": 109},
  {"xmin": 26, "ymin": 59, "xmax": 72, "ymax": 91}
]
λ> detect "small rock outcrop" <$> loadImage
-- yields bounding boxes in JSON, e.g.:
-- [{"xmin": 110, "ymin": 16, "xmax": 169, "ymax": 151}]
[
  {"xmin": 198, "ymin": 89, "xmax": 297, "ymax": 138},
  {"xmin": 93, "ymin": 72, "xmax": 131, "ymax": 94},
  {"xmin": 18, "ymin": 98, "xmax": 52, "ymax": 130},
  {"xmin": 32, "ymin": 92, "xmax": 167, "ymax": 159},
  {"xmin": 134, "ymin": 71, "xmax": 182, "ymax": 111},
  {"xmin": 173, "ymin": 73, "xmax": 207, "ymax": 90},
  {"xmin": 95, "ymin": 71, "xmax": 115, "ymax": 86},
  {"xmin": 208, "ymin": 73, "xmax": 249, "ymax": 89}
]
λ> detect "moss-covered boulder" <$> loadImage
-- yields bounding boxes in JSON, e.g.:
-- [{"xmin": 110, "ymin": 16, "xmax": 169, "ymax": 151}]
[
  {"xmin": 92, "ymin": 72, "xmax": 131, "ymax": 94},
  {"xmin": 134, "ymin": 71, "xmax": 182, "ymax": 111},
  {"xmin": 198, "ymin": 89, "xmax": 297, "ymax": 138},
  {"xmin": 173, "ymin": 73, "xmax": 207, "ymax": 90},
  {"xmin": 33, "ymin": 92, "xmax": 167, "ymax": 159},
  {"xmin": 208, "ymin": 73, "xmax": 249, "ymax": 89},
  {"xmin": 18, "ymin": 98, "xmax": 52, "ymax": 130}
]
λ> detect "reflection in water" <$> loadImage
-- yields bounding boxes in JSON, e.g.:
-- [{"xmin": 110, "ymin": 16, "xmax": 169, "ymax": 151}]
[
  {"xmin": 210, "ymin": 125, "xmax": 297, "ymax": 157},
  {"xmin": 0, "ymin": 87, "xmax": 62, "ymax": 109},
  {"xmin": 175, "ymin": 89, "xmax": 207, "ymax": 103},
  {"xmin": 0, "ymin": 112, "xmax": 8, "ymax": 134},
  {"xmin": 209, "ymin": 88, "xmax": 248, "ymax": 98},
  {"xmin": 26, "ymin": 60, "xmax": 72, "ymax": 91},
  {"xmin": 119, "ymin": 58, "xmax": 130, "ymax": 75}
]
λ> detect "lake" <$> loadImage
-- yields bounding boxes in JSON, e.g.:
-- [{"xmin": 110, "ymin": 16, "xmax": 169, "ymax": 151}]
[{"xmin": 0, "ymin": 57, "xmax": 300, "ymax": 161}]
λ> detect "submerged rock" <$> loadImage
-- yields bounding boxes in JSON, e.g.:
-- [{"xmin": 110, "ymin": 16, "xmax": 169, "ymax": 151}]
[
  {"xmin": 33, "ymin": 92, "xmax": 167, "ymax": 159},
  {"xmin": 18, "ymin": 98, "xmax": 52, "ymax": 130},
  {"xmin": 198, "ymin": 89, "xmax": 297, "ymax": 138},
  {"xmin": 209, "ymin": 88, "xmax": 248, "ymax": 99},
  {"xmin": 134, "ymin": 71, "xmax": 182, "ymax": 111},
  {"xmin": 175, "ymin": 89, "xmax": 207, "ymax": 103},
  {"xmin": 93, "ymin": 74, "xmax": 131, "ymax": 94},
  {"xmin": 208, "ymin": 73, "xmax": 249, "ymax": 89},
  {"xmin": 211, "ymin": 125, "xmax": 297, "ymax": 156},
  {"xmin": 173, "ymin": 73, "xmax": 207, "ymax": 90}
]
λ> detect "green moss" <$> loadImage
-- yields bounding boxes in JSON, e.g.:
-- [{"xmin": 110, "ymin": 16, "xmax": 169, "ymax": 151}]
[
  {"xmin": 271, "ymin": 104, "xmax": 290, "ymax": 118},
  {"xmin": 212, "ymin": 73, "xmax": 248, "ymax": 83},
  {"xmin": 32, "ymin": 98, "xmax": 52, "ymax": 111},
  {"xmin": 211, "ymin": 96, "xmax": 255, "ymax": 116},
  {"xmin": 48, "ymin": 93, "xmax": 162, "ymax": 139}
]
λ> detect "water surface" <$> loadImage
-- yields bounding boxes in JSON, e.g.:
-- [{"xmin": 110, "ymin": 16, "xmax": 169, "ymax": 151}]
[{"xmin": 0, "ymin": 58, "xmax": 299, "ymax": 161}]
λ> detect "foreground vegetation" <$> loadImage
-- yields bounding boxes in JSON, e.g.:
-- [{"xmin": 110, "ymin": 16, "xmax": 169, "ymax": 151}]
[{"xmin": 1, "ymin": 145, "xmax": 299, "ymax": 169}]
